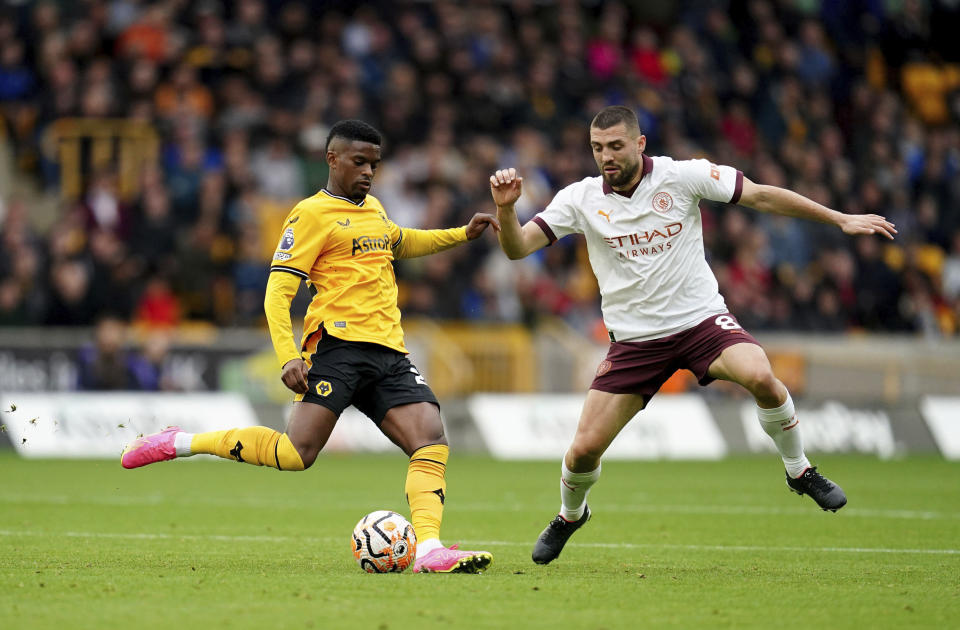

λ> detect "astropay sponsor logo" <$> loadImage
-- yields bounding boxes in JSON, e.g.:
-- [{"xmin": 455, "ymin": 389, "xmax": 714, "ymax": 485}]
[
  {"xmin": 740, "ymin": 401, "xmax": 898, "ymax": 458},
  {"xmin": 351, "ymin": 233, "xmax": 392, "ymax": 256}
]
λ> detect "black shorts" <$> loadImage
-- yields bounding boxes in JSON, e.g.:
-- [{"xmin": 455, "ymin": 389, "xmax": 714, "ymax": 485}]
[{"xmin": 298, "ymin": 331, "xmax": 439, "ymax": 424}]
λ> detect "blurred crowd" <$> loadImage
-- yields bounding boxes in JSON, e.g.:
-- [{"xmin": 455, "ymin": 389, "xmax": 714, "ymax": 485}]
[{"xmin": 1, "ymin": 0, "xmax": 960, "ymax": 341}]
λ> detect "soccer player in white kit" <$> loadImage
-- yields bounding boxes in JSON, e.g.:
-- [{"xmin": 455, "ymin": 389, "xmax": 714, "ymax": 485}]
[{"xmin": 489, "ymin": 106, "xmax": 897, "ymax": 565}]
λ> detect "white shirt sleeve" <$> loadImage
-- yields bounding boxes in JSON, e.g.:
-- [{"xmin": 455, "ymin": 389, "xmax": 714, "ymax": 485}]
[
  {"xmin": 532, "ymin": 182, "xmax": 583, "ymax": 244},
  {"xmin": 676, "ymin": 159, "xmax": 744, "ymax": 204}
]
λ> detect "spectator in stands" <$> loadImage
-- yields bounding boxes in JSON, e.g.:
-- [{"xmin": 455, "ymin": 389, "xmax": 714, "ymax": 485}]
[
  {"xmin": 250, "ymin": 136, "xmax": 304, "ymax": 200},
  {"xmin": 133, "ymin": 273, "xmax": 180, "ymax": 329},
  {"xmin": 131, "ymin": 329, "xmax": 176, "ymax": 391},
  {"xmin": 45, "ymin": 258, "xmax": 96, "ymax": 326},
  {"xmin": 76, "ymin": 313, "xmax": 138, "ymax": 390},
  {"xmin": 129, "ymin": 180, "xmax": 178, "ymax": 272},
  {"xmin": 0, "ymin": 0, "xmax": 958, "ymax": 337},
  {"xmin": 0, "ymin": 39, "xmax": 35, "ymax": 102},
  {"xmin": 78, "ymin": 169, "xmax": 131, "ymax": 238}
]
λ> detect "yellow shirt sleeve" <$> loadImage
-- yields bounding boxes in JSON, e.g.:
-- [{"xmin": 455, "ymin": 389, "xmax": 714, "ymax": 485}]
[
  {"xmin": 394, "ymin": 226, "xmax": 469, "ymax": 258},
  {"xmin": 271, "ymin": 202, "xmax": 326, "ymax": 277},
  {"xmin": 264, "ymin": 270, "xmax": 303, "ymax": 368}
]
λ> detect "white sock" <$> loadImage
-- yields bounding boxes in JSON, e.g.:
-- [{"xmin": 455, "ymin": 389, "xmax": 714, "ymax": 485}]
[
  {"xmin": 756, "ymin": 394, "xmax": 810, "ymax": 478},
  {"xmin": 173, "ymin": 432, "xmax": 194, "ymax": 457},
  {"xmin": 559, "ymin": 461, "xmax": 600, "ymax": 521},
  {"xmin": 416, "ymin": 537, "xmax": 443, "ymax": 559}
]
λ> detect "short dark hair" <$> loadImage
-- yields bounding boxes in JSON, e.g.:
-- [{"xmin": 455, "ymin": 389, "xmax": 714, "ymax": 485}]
[
  {"xmin": 591, "ymin": 106, "xmax": 640, "ymax": 133},
  {"xmin": 325, "ymin": 119, "xmax": 382, "ymax": 150}
]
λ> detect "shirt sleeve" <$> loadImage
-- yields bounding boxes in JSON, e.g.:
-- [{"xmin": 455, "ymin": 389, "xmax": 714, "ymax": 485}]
[
  {"xmin": 270, "ymin": 203, "xmax": 326, "ymax": 280},
  {"xmin": 531, "ymin": 183, "xmax": 583, "ymax": 245},
  {"xmin": 377, "ymin": 208, "xmax": 405, "ymax": 251},
  {"xmin": 676, "ymin": 158, "xmax": 744, "ymax": 204},
  {"xmin": 263, "ymin": 270, "xmax": 302, "ymax": 368},
  {"xmin": 394, "ymin": 226, "xmax": 468, "ymax": 258}
]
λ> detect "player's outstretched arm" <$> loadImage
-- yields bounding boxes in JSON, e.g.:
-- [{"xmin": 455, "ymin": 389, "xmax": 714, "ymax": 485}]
[
  {"xmin": 490, "ymin": 168, "xmax": 549, "ymax": 259},
  {"xmin": 393, "ymin": 213, "xmax": 500, "ymax": 259},
  {"xmin": 738, "ymin": 177, "xmax": 897, "ymax": 239}
]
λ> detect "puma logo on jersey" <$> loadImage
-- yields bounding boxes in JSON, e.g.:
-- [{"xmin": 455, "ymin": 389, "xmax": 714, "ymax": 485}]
[
  {"xmin": 597, "ymin": 209, "xmax": 613, "ymax": 222},
  {"xmin": 337, "ymin": 219, "xmax": 351, "ymax": 227}
]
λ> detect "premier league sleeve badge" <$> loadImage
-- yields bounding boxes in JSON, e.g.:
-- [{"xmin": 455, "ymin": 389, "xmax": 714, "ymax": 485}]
[{"xmin": 280, "ymin": 227, "xmax": 295, "ymax": 250}]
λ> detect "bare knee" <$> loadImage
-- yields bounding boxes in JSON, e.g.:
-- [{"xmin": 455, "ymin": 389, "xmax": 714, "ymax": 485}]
[
  {"xmin": 744, "ymin": 370, "xmax": 785, "ymax": 406},
  {"xmin": 289, "ymin": 438, "xmax": 321, "ymax": 469},
  {"xmin": 284, "ymin": 404, "xmax": 339, "ymax": 470},
  {"xmin": 379, "ymin": 402, "xmax": 447, "ymax": 456},
  {"xmin": 407, "ymin": 433, "xmax": 448, "ymax": 456},
  {"xmin": 299, "ymin": 450, "xmax": 318, "ymax": 470},
  {"xmin": 565, "ymin": 439, "xmax": 604, "ymax": 472},
  {"xmin": 562, "ymin": 391, "xmax": 644, "ymax": 473},
  {"xmin": 411, "ymin": 424, "xmax": 446, "ymax": 451}
]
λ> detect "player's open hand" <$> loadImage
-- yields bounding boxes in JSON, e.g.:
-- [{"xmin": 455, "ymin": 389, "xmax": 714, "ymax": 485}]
[
  {"xmin": 490, "ymin": 168, "xmax": 523, "ymax": 208},
  {"xmin": 466, "ymin": 213, "xmax": 501, "ymax": 240},
  {"xmin": 281, "ymin": 358, "xmax": 309, "ymax": 394},
  {"xmin": 839, "ymin": 214, "xmax": 897, "ymax": 240}
]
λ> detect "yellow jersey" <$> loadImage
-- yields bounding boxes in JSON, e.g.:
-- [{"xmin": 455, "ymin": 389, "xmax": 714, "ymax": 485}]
[
  {"xmin": 265, "ymin": 188, "xmax": 468, "ymax": 367},
  {"xmin": 270, "ymin": 188, "xmax": 408, "ymax": 354}
]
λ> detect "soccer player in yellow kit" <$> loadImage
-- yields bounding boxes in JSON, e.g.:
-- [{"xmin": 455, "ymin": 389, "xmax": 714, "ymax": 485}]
[{"xmin": 122, "ymin": 120, "xmax": 497, "ymax": 573}]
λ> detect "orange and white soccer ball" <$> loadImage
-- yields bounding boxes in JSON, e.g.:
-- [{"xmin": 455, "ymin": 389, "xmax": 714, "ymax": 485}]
[{"xmin": 351, "ymin": 510, "xmax": 417, "ymax": 573}]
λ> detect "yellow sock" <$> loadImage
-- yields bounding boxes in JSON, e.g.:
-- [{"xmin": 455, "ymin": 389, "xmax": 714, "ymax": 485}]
[
  {"xmin": 190, "ymin": 427, "xmax": 304, "ymax": 471},
  {"xmin": 405, "ymin": 444, "xmax": 449, "ymax": 543}
]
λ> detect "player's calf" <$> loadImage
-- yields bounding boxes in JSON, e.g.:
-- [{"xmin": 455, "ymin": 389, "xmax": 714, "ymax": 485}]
[{"xmin": 121, "ymin": 426, "xmax": 305, "ymax": 470}]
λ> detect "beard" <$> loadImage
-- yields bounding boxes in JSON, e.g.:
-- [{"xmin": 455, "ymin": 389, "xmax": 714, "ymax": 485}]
[
  {"xmin": 349, "ymin": 180, "xmax": 372, "ymax": 201},
  {"xmin": 601, "ymin": 157, "xmax": 640, "ymax": 189}
]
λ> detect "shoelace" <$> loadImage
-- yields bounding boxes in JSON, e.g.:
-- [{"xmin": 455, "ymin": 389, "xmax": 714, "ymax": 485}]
[
  {"xmin": 549, "ymin": 515, "xmax": 578, "ymax": 530},
  {"xmin": 804, "ymin": 468, "xmax": 833, "ymax": 492}
]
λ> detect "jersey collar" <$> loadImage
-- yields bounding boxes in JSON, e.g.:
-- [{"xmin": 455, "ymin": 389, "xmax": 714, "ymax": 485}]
[
  {"xmin": 321, "ymin": 188, "xmax": 366, "ymax": 206},
  {"xmin": 602, "ymin": 154, "xmax": 653, "ymax": 197}
]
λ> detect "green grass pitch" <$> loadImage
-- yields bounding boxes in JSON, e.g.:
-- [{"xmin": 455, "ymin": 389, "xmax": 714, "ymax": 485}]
[{"xmin": 1, "ymin": 452, "xmax": 957, "ymax": 629}]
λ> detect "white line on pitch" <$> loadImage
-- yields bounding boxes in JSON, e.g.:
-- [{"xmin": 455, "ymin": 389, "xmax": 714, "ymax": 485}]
[
  {"xmin": 465, "ymin": 540, "xmax": 960, "ymax": 556},
  {"xmin": 0, "ymin": 494, "xmax": 956, "ymax": 521},
  {"xmin": 0, "ymin": 529, "xmax": 957, "ymax": 555}
]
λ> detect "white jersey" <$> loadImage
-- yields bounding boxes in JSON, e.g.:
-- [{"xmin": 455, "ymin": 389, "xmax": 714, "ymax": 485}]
[{"xmin": 533, "ymin": 154, "xmax": 743, "ymax": 342}]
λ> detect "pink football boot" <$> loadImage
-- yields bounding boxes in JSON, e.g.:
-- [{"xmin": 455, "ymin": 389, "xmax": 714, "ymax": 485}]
[
  {"xmin": 121, "ymin": 426, "xmax": 182, "ymax": 469},
  {"xmin": 412, "ymin": 544, "xmax": 493, "ymax": 574}
]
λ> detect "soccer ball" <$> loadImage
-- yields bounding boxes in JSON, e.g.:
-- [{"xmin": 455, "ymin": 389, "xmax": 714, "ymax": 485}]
[{"xmin": 351, "ymin": 510, "xmax": 417, "ymax": 573}]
